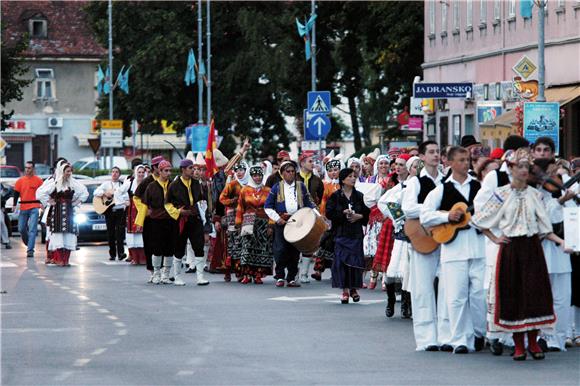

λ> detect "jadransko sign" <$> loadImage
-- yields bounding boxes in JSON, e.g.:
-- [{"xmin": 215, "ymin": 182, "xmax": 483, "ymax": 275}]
[{"xmin": 413, "ymin": 83, "xmax": 473, "ymax": 98}]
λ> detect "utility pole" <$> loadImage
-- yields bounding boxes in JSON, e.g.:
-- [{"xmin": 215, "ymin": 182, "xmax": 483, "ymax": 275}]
[
  {"xmin": 197, "ymin": 0, "xmax": 204, "ymax": 124},
  {"xmin": 206, "ymin": 0, "xmax": 212, "ymax": 124},
  {"xmin": 107, "ymin": 0, "xmax": 113, "ymax": 168},
  {"xmin": 537, "ymin": 0, "xmax": 546, "ymax": 102},
  {"xmin": 311, "ymin": 0, "xmax": 322, "ymax": 165}
]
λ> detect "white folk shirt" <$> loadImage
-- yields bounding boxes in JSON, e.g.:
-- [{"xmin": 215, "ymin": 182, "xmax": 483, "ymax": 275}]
[
  {"xmin": 420, "ymin": 174, "xmax": 485, "ymax": 263},
  {"xmin": 95, "ymin": 180, "xmax": 127, "ymax": 211},
  {"xmin": 402, "ymin": 168, "xmax": 445, "ymax": 220},
  {"xmin": 265, "ymin": 181, "xmax": 299, "ymax": 223}
]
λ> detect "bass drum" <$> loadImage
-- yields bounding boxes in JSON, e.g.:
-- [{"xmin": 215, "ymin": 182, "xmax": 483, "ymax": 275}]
[{"xmin": 283, "ymin": 208, "xmax": 329, "ymax": 255}]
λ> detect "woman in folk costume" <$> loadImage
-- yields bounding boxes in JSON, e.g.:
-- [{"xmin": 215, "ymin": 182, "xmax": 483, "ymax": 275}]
[
  {"xmin": 219, "ymin": 161, "xmax": 250, "ymax": 282},
  {"xmin": 36, "ymin": 162, "xmax": 88, "ymax": 266},
  {"xmin": 311, "ymin": 159, "xmax": 342, "ymax": 281},
  {"xmin": 119, "ymin": 164, "xmax": 147, "ymax": 265},
  {"xmin": 363, "ymin": 153, "xmax": 396, "ymax": 289},
  {"xmin": 347, "ymin": 157, "xmax": 366, "ymax": 183},
  {"xmin": 362, "ymin": 149, "xmax": 380, "ymax": 181},
  {"xmin": 208, "ymin": 148, "xmax": 230, "ymax": 273},
  {"xmin": 235, "ymin": 165, "xmax": 273, "ymax": 284},
  {"xmin": 472, "ymin": 148, "xmax": 568, "ymax": 361},
  {"xmin": 327, "ymin": 168, "xmax": 370, "ymax": 303},
  {"xmin": 143, "ymin": 160, "xmax": 176, "ymax": 284},
  {"xmin": 378, "ymin": 154, "xmax": 418, "ymax": 318}
]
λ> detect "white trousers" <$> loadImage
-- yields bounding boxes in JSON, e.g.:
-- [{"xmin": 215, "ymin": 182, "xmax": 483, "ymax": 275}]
[
  {"xmin": 409, "ymin": 249, "xmax": 450, "ymax": 350},
  {"xmin": 544, "ymin": 272, "xmax": 572, "ymax": 350},
  {"xmin": 441, "ymin": 258, "xmax": 486, "ymax": 350}
]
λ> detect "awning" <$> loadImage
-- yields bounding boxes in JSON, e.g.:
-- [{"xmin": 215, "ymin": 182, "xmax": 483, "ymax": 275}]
[
  {"xmin": 480, "ymin": 84, "xmax": 580, "ymax": 128},
  {"xmin": 75, "ymin": 133, "xmax": 187, "ymax": 150}
]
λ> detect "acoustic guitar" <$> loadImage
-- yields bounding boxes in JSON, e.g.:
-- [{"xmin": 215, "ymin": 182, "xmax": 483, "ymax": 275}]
[
  {"xmin": 93, "ymin": 195, "xmax": 114, "ymax": 215},
  {"xmin": 404, "ymin": 219, "xmax": 438, "ymax": 254},
  {"xmin": 430, "ymin": 202, "xmax": 472, "ymax": 245}
]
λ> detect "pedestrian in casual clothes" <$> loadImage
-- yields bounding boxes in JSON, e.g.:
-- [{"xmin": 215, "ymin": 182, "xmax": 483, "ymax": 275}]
[
  {"xmin": 13, "ymin": 161, "xmax": 43, "ymax": 257},
  {"xmin": 95, "ymin": 167, "xmax": 127, "ymax": 261},
  {"xmin": 327, "ymin": 168, "xmax": 370, "ymax": 303}
]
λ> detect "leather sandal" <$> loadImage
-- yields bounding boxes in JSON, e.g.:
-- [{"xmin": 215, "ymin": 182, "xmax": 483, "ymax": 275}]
[
  {"xmin": 350, "ymin": 289, "xmax": 360, "ymax": 303},
  {"xmin": 341, "ymin": 293, "xmax": 349, "ymax": 304}
]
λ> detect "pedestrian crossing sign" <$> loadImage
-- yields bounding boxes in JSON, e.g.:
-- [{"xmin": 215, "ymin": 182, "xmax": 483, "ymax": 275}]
[
  {"xmin": 307, "ymin": 91, "xmax": 331, "ymax": 114},
  {"xmin": 512, "ymin": 55, "xmax": 537, "ymax": 80}
]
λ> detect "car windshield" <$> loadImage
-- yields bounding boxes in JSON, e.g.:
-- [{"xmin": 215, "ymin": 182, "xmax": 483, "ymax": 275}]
[
  {"xmin": 71, "ymin": 161, "xmax": 87, "ymax": 170},
  {"xmin": 85, "ymin": 185, "xmax": 98, "ymax": 203},
  {"xmin": 0, "ymin": 168, "xmax": 20, "ymax": 178}
]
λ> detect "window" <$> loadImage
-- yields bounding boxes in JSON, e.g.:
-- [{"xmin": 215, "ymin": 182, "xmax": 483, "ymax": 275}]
[
  {"xmin": 494, "ymin": 0, "xmax": 501, "ymax": 21},
  {"xmin": 34, "ymin": 68, "xmax": 56, "ymax": 100},
  {"xmin": 466, "ymin": 0, "xmax": 473, "ymax": 28},
  {"xmin": 441, "ymin": 1, "xmax": 448, "ymax": 33},
  {"xmin": 28, "ymin": 19, "xmax": 47, "ymax": 38},
  {"xmin": 453, "ymin": 0, "xmax": 460, "ymax": 31},
  {"xmin": 429, "ymin": 0, "xmax": 436, "ymax": 35},
  {"xmin": 508, "ymin": 0, "xmax": 516, "ymax": 19},
  {"xmin": 480, "ymin": 0, "xmax": 487, "ymax": 23}
]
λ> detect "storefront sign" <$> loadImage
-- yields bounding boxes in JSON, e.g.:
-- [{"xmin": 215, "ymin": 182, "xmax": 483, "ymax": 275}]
[
  {"xmin": 477, "ymin": 101, "xmax": 503, "ymax": 124},
  {"xmin": 408, "ymin": 117, "xmax": 423, "ymax": 131},
  {"xmin": 413, "ymin": 83, "xmax": 473, "ymax": 99},
  {"xmin": 523, "ymin": 102, "xmax": 560, "ymax": 154},
  {"xmin": 3, "ymin": 120, "xmax": 31, "ymax": 133}
]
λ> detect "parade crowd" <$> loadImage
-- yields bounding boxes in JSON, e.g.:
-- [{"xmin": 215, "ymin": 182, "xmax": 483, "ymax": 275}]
[{"xmin": 5, "ymin": 134, "xmax": 580, "ymax": 361}]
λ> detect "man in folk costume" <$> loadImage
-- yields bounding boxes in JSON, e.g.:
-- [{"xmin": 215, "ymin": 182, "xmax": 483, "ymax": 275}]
[
  {"xmin": 95, "ymin": 166, "xmax": 128, "ymax": 261},
  {"xmin": 36, "ymin": 162, "xmax": 88, "ymax": 266},
  {"xmin": 420, "ymin": 147, "xmax": 486, "ymax": 354},
  {"xmin": 265, "ymin": 160, "xmax": 317, "ymax": 287},
  {"xmin": 143, "ymin": 160, "xmax": 175, "ymax": 284},
  {"xmin": 119, "ymin": 163, "xmax": 147, "ymax": 265},
  {"xmin": 165, "ymin": 159, "xmax": 211, "ymax": 286},
  {"xmin": 296, "ymin": 150, "xmax": 324, "ymax": 283},
  {"xmin": 219, "ymin": 161, "xmax": 250, "ymax": 281},
  {"xmin": 266, "ymin": 150, "xmax": 291, "ymax": 188},
  {"xmin": 401, "ymin": 140, "xmax": 452, "ymax": 351},
  {"xmin": 134, "ymin": 155, "xmax": 165, "ymax": 281},
  {"xmin": 311, "ymin": 158, "xmax": 341, "ymax": 281}
]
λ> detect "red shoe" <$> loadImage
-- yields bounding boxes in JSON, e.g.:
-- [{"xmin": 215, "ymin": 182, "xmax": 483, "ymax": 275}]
[
  {"xmin": 240, "ymin": 276, "xmax": 250, "ymax": 284},
  {"xmin": 381, "ymin": 282, "xmax": 387, "ymax": 291},
  {"xmin": 341, "ymin": 293, "xmax": 349, "ymax": 304},
  {"xmin": 275, "ymin": 279, "xmax": 285, "ymax": 287},
  {"xmin": 254, "ymin": 276, "xmax": 263, "ymax": 285},
  {"xmin": 368, "ymin": 280, "xmax": 377, "ymax": 290}
]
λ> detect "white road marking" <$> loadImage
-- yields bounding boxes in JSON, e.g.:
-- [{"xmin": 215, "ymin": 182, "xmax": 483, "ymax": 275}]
[
  {"xmin": 324, "ymin": 299, "xmax": 385, "ymax": 305},
  {"xmin": 73, "ymin": 358, "xmax": 91, "ymax": 367},
  {"xmin": 268, "ymin": 294, "xmax": 338, "ymax": 302},
  {"xmin": 97, "ymin": 308, "xmax": 110, "ymax": 314},
  {"xmin": 117, "ymin": 329, "xmax": 127, "ymax": 336},
  {"xmin": 91, "ymin": 348, "xmax": 107, "ymax": 356},
  {"xmin": 106, "ymin": 315, "xmax": 119, "ymax": 321},
  {"xmin": 87, "ymin": 301, "xmax": 100, "ymax": 307},
  {"xmin": 3, "ymin": 328, "xmax": 81, "ymax": 333},
  {"xmin": 61, "ymin": 286, "xmax": 71, "ymax": 290},
  {"xmin": 114, "ymin": 322, "xmax": 126, "ymax": 328},
  {"xmin": 107, "ymin": 338, "xmax": 120, "ymax": 345},
  {"xmin": 54, "ymin": 371, "xmax": 74, "ymax": 381},
  {"xmin": 68, "ymin": 290, "xmax": 80, "ymax": 295},
  {"xmin": 176, "ymin": 370, "xmax": 195, "ymax": 376},
  {"xmin": 0, "ymin": 262, "xmax": 18, "ymax": 268},
  {"xmin": 77, "ymin": 295, "xmax": 90, "ymax": 301}
]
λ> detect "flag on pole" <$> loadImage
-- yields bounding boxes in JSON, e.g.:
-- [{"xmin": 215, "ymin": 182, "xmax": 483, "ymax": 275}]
[
  {"xmin": 205, "ymin": 119, "xmax": 218, "ymax": 178},
  {"xmin": 198, "ymin": 60, "xmax": 206, "ymax": 76},
  {"xmin": 116, "ymin": 66, "xmax": 131, "ymax": 94},
  {"xmin": 103, "ymin": 66, "xmax": 111, "ymax": 95},
  {"xmin": 295, "ymin": 14, "xmax": 317, "ymax": 61},
  {"xmin": 184, "ymin": 48, "xmax": 197, "ymax": 86},
  {"xmin": 97, "ymin": 65, "xmax": 105, "ymax": 96},
  {"xmin": 520, "ymin": 0, "xmax": 533, "ymax": 18}
]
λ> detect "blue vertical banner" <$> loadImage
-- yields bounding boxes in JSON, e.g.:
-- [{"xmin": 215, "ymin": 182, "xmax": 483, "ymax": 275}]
[
  {"xmin": 520, "ymin": 0, "xmax": 534, "ymax": 19},
  {"xmin": 523, "ymin": 102, "xmax": 560, "ymax": 154},
  {"xmin": 186, "ymin": 124, "xmax": 210, "ymax": 152}
]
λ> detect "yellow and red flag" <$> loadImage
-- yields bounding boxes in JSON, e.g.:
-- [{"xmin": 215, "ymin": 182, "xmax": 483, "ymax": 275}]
[{"xmin": 205, "ymin": 118, "xmax": 218, "ymax": 178}]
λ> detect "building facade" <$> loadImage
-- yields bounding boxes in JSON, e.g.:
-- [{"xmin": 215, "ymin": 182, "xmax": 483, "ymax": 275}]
[{"xmin": 422, "ymin": 0, "xmax": 580, "ymax": 157}]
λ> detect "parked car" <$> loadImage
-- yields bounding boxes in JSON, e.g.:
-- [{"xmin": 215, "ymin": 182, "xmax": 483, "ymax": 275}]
[
  {"xmin": 74, "ymin": 180, "xmax": 110, "ymax": 242},
  {"xmin": 1, "ymin": 178, "xmax": 19, "ymax": 235},
  {"xmin": 72, "ymin": 156, "xmax": 129, "ymax": 171},
  {"xmin": 33, "ymin": 163, "xmax": 51, "ymax": 175},
  {"xmin": 0, "ymin": 166, "xmax": 22, "ymax": 178}
]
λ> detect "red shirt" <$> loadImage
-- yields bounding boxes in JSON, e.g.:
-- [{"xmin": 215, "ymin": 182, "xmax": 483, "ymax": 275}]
[{"xmin": 14, "ymin": 175, "xmax": 43, "ymax": 210}]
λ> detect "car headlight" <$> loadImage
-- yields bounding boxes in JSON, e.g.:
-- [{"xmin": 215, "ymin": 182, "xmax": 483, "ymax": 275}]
[{"xmin": 74, "ymin": 213, "xmax": 88, "ymax": 224}]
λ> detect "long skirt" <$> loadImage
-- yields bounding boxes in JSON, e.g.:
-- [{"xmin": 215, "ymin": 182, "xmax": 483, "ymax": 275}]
[
  {"xmin": 208, "ymin": 218, "xmax": 228, "ymax": 272},
  {"xmin": 239, "ymin": 217, "xmax": 273, "ymax": 276},
  {"xmin": 488, "ymin": 235, "xmax": 555, "ymax": 333},
  {"xmin": 372, "ymin": 218, "xmax": 395, "ymax": 273},
  {"xmin": 331, "ymin": 237, "xmax": 365, "ymax": 289},
  {"xmin": 386, "ymin": 238, "xmax": 411, "ymax": 288}
]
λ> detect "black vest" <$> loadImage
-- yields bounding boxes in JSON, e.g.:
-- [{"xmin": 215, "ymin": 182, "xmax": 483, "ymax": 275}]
[
  {"xmin": 440, "ymin": 180, "xmax": 481, "ymax": 213},
  {"xmin": 496, "ymin": 169, "xmax": 509, "ymax": 187},
  {"xmin": 418, "ymin": 176, "xmax": 437, "ymax": 204}
]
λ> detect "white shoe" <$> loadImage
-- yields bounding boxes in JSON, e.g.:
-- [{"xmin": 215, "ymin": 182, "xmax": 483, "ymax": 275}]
[
  {"xmin": 194, "ymin": 256, "xmax": 209, "ymax": 285},
  {"xmin": 151, "ymin": 269, "xmax": 161, "ymax": 284},
  {"xmin": 161, "ymin": 267, "xmax": 172, "ymax": 284},
  {"xmin": 173, "ymin": 275, "xmax": 186, "ymax": 286},
  {"xmin": 300, "ymin": 274, "xmax": 310, "ymax": 284},
  {"xmin": 173, "ymin": 257, "xmax": 186, "ymax": 286}
]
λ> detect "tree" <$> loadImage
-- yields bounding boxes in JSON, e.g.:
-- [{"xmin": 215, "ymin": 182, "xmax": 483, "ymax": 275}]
[{"xmin": 1, "ymin": 24, "xmax": 32, "ymax": 129}]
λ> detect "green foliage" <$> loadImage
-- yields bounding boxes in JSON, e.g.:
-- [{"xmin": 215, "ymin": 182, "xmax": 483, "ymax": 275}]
[{"xmin": 1, "ymin": 23, "xmax": 33, "ymax": 129}]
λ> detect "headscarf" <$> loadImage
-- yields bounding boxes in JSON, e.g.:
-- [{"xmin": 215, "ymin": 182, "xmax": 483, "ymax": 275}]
[
  {"xmin": 261, "ymin": 160, "xmax": 273, "ymax": 185},
  {"xmin": 346, "ymin": 157, "xmax": 360, "ymax": 168},
  {"xmin": 248, "ymin": 165, "xmax": 264, "ymax": 189},
  {"xmin": 405, "ymin": 156, "xmax": 420, "ymax": 171},
  {"xmin": 234, "ymin": 161, "xmax": 250, "ymax": 186},
  {"xmin": 55, "ymin": 162, "xmax": 82, "ymax": 192},
  {"xmin": 373, "ymin": 155, "xmax": 390, "ymax": 176},
  {"xmin": 505, "ymin": 148, "xmax": 533, "ymax": 166},
  {"xmin": 129, "ymin": 164, "xmax": 146, "ymax": 193}
]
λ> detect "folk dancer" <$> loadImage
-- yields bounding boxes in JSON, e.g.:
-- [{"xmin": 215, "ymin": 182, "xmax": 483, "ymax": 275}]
[
  {"xmin": 119, "ymin": 164, "xmax": 147, "ymax": 265},
  {"xmin": 264, "ymin": 161, "xmax": 316, "ymax": 287},
  {"xmin": 165, "ymin": 159, "xmax": 211, "ymax": 286},
  {"xmin": 13, "ymin": 161, "xmax": 43, "ymax": 258},
  {"xmin": 346, "ymin": 157, "xmax": 366, "ymax": 183},
  {"xmin": 296, "ymin": 150, "xmax": 324, "ymax": 283},
  {"xmin": 143, "ymin": 160, "xmax": 175, "ymax": 284},
  {"xmin": 265, "ymin": 150, "xmax": 291, "ymax": 188},
  {"xmin": 219, "ymin": 162, "xmax": 249, "ymax": 282},
  {"xmin": 327, "ymin": 168, "xmax": 370, "ymax": 303},
  {"xmin": 311, "ymin": 159, "xmax": 341, "ymax": 281},
  {"xmin": 133, "ymin": 155, "xmax": 165, "ymax": 279},
  {"xmin": 420, "ymin": 147, "xmax": 486, "ymax": 354},
  {"xmin": 235, "ymin": 165, "xmax": 273, "ymax": 284},
  {"xmin": 207, "ymin": 148, "xmax": 230, "ymax": 273},
  {"xmin": 36, "ymin": 162, "xmax": 88, "ymax": 266},
  {"xmin": 378, "ymin": 154, "xmax": 415, "ymax": 318},
  {"xmin": 472, "ymin": 148, "xmax": 567, "ymax": 361},
  {"xmin": 401, "ymin": 141, "xmax": 451, "ymax": 351},
  {"xmin": 95, "ymin": 166, "xmax": 127, "ymax": 261}
]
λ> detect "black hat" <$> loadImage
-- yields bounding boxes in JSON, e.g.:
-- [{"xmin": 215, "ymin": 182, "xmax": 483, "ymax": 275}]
[{"xmin": 460, "ymin": 135, "xmax": 481, "ymax": 148}]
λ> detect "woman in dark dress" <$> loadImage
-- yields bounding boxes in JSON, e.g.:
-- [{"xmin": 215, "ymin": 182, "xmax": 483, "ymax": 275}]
[{"xmin": 326, "ymin": 168, "xmax": 370, "ymax": 304}]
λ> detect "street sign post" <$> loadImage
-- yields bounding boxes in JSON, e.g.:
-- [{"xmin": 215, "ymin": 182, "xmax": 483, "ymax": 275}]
[
  {"xmin": 101, "ymin": 119, "xmax": 123, "ymax": 129},
  {"xmin": 304, "ymin": 113, "xmax": 331, "ymax": 140},
  {"xmin": 512, "ymin": 55, "xmax": 537, "ymax": 80},
  {"xmin": 100, "ymin": 128, "xmax": 123, "ymax": 148},
  {"xmin": 307, "ymin": 91, "xmax": 331, "ymax": 113},
  {"xmin": 301, "ymin": 140, "xmax": 326, "ymax": 151}
]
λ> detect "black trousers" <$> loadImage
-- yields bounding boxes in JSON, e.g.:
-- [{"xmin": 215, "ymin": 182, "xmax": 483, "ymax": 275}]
[
  {"xmin": 273, "ymin": 224, "xmax": 300, "ymax": 282},
  {"xmin": 143, "ymin": 217, "xmax": 153, "ymax": 271},
  {"xmin": 105, "ymin": 208, "xmax": 126, "ymax": 258},
  {"xmin": 173, "ymin": 217, "xmax": 205, "ymax": 259}
]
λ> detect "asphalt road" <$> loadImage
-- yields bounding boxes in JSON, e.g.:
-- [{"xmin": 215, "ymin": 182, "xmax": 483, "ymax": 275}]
[{"xmin": 1, "ymin": 239, "xmax": 579, "ymax": 385}]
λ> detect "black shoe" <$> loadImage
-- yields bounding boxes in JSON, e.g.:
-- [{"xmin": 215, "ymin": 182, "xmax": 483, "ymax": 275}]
[
  {"xmin": 26, "ymin": 251, "xmax": 34, "ymax": 258},
  {"xmin": 454, "ymin": 345, "xmax": 468, "ymax": 354},
  {"xmin": 474, "ymin": 336, "xmax": 485, "ymax": 352},
  {"xmin": 118, "ymin": 254, "xmax": 127, "ymax": 261},
  {"xmin": 385, "ymin": 301, "xmax": 395, "ymax": 318},
  {"xmin": 440, "ymin": 344, "xmax": 453, "ymax": 352},
  {"xmin": 4, "ymin": 243, "xmax": 12, "ymax": 249},
  {"xmin": 548, "ymin": 346, "xmax": 561, "ymax": 352},
  {"xmin": 528, "ymin": 349, "xmax": 545, "ymax": 360},
  {"xmin": 489, "ymin": 339, "xmax": 504, "ymax": 356},
  {"xmin": 109, "ymin": 256, "xmax": 115, "ymax": 261},
  {"xmin": 400, "ymin": 291, "xmax": 412, "ymax": 319},
  {"xmin": 425, "ymin": 345, "xmax": 439, "ymax": 352},
  {"xmin": 185, "ymin": 267, "xmax": 196, "ymax": 274},
  {"xmin": 537, "ymin": 338, "xmax": 549, "ymax": 353}
]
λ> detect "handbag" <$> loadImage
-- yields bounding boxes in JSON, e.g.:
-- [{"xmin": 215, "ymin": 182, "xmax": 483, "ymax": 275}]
[{"xmin": 240, "ymin": 212, "xmax": 256, "ymax": 236}]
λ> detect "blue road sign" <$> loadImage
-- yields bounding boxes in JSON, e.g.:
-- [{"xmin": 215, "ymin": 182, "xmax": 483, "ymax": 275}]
[
  {"xmin": 304, "ymin": 113, "xmax": 331, "ymax": 140},
  {"xmin": 307, "ymin": 91, "xmax": 331, "ymax": 113},
  {"xmin": 186, "ymin": 124, "xmax": 210, "ymax": 152}
]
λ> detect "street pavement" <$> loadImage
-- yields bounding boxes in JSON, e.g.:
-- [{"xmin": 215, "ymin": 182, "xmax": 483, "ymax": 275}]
[{"xmin": 1, "ymin": 239, "xmax": 579, "ymax": 385}]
